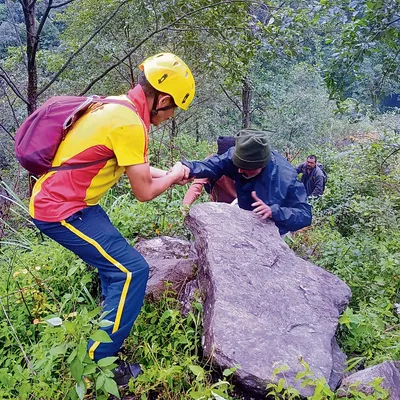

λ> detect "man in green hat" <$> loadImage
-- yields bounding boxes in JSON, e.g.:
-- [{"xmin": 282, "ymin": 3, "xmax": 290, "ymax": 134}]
[{"xmin": 181, "ymin": 129, "xmax": 312, "ymax": 235}]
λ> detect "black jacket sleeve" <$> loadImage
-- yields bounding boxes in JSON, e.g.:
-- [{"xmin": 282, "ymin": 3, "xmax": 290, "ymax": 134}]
[
  {"xmin": 296, "ymin": 163, "xmax": 305, "ymax": 174},
  {"xmin": 310, "ymin": 171, "xmax": 324, "ymax": 197},
  {"xmin": 269, "ymin": 180, "xmax": 312, "ymax": 234},
  {"xmin": 181, "ymin": 148, "xmax": 235, "ymax": 181}
]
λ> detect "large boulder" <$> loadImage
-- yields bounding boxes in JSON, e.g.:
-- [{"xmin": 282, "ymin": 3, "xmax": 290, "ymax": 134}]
[
  {"xmin": 136, "ymin": 236, "xmax": 197, "ymax": 299},
  {"xmin": 337, "ymin": 361, "xmax": 400, "ymax": 399},
  {"xmin": 185, "ymin": 202, "xmax": 351, "ymax": 397}
]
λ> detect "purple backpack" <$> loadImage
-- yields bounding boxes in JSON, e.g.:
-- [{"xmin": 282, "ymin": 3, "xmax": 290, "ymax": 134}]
[{"xmin": 15, "ymin": 95, "xmax": 137, "ymax": 176}]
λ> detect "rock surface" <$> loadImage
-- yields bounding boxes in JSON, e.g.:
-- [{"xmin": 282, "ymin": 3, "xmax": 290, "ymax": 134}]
[
  {"xmin": 337, "ymin": 361, "xmax": 400, "ymax": 399},
  {"xmin": 185, "ymin": 202, "xmax": 351, "ymax": 397},
  {"xmin": 136, "ymin": 236, "xmax": 196, "ymax": 299}
]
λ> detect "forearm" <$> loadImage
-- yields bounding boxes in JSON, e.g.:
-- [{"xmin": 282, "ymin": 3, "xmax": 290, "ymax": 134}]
[
  {"xmin": 127, "ymin": 162, "xmax": 183, "ymax": 202},
  {"xmin": 150, "ymin": 166, "xmax": 167, "ymax": 178},
  {"xmin": 182, "ymin": 179, "xmax": 208, "ymax": 205},
  {"xmin": 142, "ymin": 174, "xmax": 178, "ymax": 201}
]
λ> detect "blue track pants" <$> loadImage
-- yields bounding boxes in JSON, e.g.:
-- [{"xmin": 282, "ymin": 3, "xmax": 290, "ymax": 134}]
[{"xmin": 33, "ymin": 205, "xmax": 149, "ymax": 361}]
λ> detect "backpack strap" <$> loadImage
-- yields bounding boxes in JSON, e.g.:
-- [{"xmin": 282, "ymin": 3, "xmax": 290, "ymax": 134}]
[
  {"xmin": 48, "ymin": 157, "xmax": 113, "ymax": 172},
  {"xmin": 96, "ymin": 97, "xmax": 138, "ymax": 112},
  {"xmin": 63, "ymin": 96, "xmax": 138, "ymax": 131}
]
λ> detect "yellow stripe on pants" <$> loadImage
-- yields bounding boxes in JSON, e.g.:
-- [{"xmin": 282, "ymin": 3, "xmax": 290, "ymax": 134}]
[{"xmin": 60, "ymin": 220, "xmax": 132, "ymax": 359}]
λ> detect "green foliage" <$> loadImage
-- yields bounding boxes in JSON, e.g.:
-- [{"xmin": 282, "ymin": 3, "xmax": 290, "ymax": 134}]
[
  {"xmin": 267, "ymin": 360, "xmax": 388, "ymax": 399},
  {"xmin": 250, "ymin": 60, "xmax": 339, "ymax": 151},
  {"xmin": 291, "ymin": 130, "xmax": 400, "ymax": 366},
  {"xmin": 103, "ymin": 188, "xmax": 189, "ymax": 241},
  {"xmin": 315, "ymin": 0, "xmax": 400, "ymax": 106},
  {"xmin": 123, "ymin": 289, "xmax": 237, "ymax": 399},
  {"xmin": 0, "ymin": 217, "xmax": 237, "ymax": 399}
]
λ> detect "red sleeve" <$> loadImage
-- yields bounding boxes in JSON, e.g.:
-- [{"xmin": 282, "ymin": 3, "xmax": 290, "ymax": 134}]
[{"xmin": 183, "ymin": 178, "xmax": 209, "ymax": 205}]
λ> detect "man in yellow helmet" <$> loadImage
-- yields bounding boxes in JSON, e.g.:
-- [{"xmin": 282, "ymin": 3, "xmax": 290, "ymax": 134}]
[{"xmin": 29, "ymin": 53, "xmax": 195, "ymax": 386}]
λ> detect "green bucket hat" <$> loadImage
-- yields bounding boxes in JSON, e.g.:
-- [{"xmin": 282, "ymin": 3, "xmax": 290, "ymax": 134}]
[{"xmin": 232, "ymin": 129, "xmax": 271, "ymax": 170}]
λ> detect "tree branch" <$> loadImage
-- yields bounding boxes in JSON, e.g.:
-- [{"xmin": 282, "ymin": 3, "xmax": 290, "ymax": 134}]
[
  {"xmin": 220, "ymin": 84, "xmax": 242, "ymax": 112},
  {"xmin": 171, "ymin": 23, "xmax": 246, "ymax": 30},
  {"xmin": 30, "ymin": 0, "xmax": 53, "ymax": 65},
  {"xmin": 110, "ymin": 55, "xmax": 132, "ymax": 85},
  {"xmin": 5, "ymin": 0, "xmax": 27, "ymax": 68},
  {"xmin": 0, "ymin": 81, "xmax": 21, "ymax": 127},
  {"xmin": 371, "ymin": 15, "xmax": 400, "ymax": 42},
  {"xmin": 150, "ymin": 0, "xmax": 159, "ymax": 31},
  {"xmin": 381, "ymin": 146, "xmax": 400, "ymax": 168},
  {"xmin": 38, "ymin": 0, "xmax": 130, "ymax": 96},
  {"xmin": 0, "ymin": 124, "xmax": 15, "ymax": 141},
  {"xmin": 80, "ymin": 0, "xmax": 264, "ymax": 95},
  {"xmin": 0, "ymin": 67, "xmax": 29, "ymax": 104},
  {"xmin": 27, "ymin": 0, "xmax": 37, "ymax": 10},
  {"xmin": 339, "ymin": 15, "xmax": 400, "ymax": 86},
  {"xmin": 50, "ymin": 0, "xmax": 76, "ymax": 8},
  {"xmin": 123, "ymin": 25, "xmax": 135, "ymax": 86},
  {"xmin": 168, "ymin": 26, "xmax": 246, "ymax": 32}
]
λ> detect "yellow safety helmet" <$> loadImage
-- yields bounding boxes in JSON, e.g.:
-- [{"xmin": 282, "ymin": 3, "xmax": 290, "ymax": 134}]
[{"xmin": 139, "ymin": 53, "xmax": 195, "ymax": 110}]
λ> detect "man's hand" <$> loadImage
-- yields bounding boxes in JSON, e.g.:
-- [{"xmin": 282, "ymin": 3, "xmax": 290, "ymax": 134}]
[
  {"xmin": 174, "ymin": 165, "xmax": 194, "ymax": 185},
  {"xmin": 168, "ymin": 161, "xmax": 185, "ymax": 183},
  {"xmin": 182, "ymin": 165, "xmax": 191, "ymax": 179},
  {"xmin": 251, "ymin": 191, "xmax": 272, "ymax": 219}
]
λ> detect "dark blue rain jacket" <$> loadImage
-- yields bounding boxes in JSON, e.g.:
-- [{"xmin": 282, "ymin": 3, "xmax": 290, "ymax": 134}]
[{"xmin": 182, "ymin": 148, "xmax": 312, "ymax": 235}]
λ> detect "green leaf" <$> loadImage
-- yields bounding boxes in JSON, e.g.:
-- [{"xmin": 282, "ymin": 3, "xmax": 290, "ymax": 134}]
[
  {"xmin": 77, "ymin": 341, "xmax": 87, "ymax": 362},
  {"xmin": 90, "ymin": 330, "xmax": 113, "ymax": 343},
  {"xmin": 70, "ymin": 356, "xmax": 84, "ymax": 381},
  {"xmin": 75, "ymin": 379, "xmax": 86, "ymax": 400},
  {"xmin": 67, "ymin": 349, "xmax": 77, "ymax": 364},
  {"xmin": 87, "ymin": 307, "xmax": 102, "ymax": 319},
  {"xmin": 345, "ymin": 357, "xmax": 365, "ymax": 372},
  {"xmin": 295, "ymin": 370, "xmax": 307, "ymax": 380},
  {"xmin": 103, "ymin": 369, "xmax": 115, "ymax": 378},
  {"xmin": 96, "ymin": 374, "xmax": 105, "ymax": 390},
  {"xmin": 49, "ymin": 344, "xmax": 67, "ymax": 357},
  {"xmin": 189, "ymin": 365, "xmax": 205, "ymax": 381},
  {"xmin": 83, "ymin": 363, "xmax": 97, "ymax": 375},
  {"xmin": 63, "ymin": 321, "xmax": 75, "ymax": 334},
  {"xmin": 98, "ymin": 356, "xmax": 118, "ymax": 368},
  {"xmin": 273, "ymin": 364, "xmax": 289, "ymax": 376},
  {"xmin": 222, "ymin": 366, "xmax": 237, "ymax": 376},
  {"xmin": 189, "ymin": 391, "xmax": 206, "ymax": 400},
  {"xmin": 104, "ymin": 377, "xmax": 120, "ymax": 397},
  {"xmin": 68, "ymin": 266, "xmax": 79, "ymax": 276}
]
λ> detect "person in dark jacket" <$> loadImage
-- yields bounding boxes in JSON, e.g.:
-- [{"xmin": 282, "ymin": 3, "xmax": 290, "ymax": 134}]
[
  {"xmin": 181, "ymin": 129, "xmax": 312, "ymax": 235},
  {"xmin": 296, "ymin": 155, "xmax": 325, "ymax": 197}
]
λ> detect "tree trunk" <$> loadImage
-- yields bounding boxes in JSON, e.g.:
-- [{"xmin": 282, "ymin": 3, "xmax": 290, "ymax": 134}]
[
  {"xmin": 241, "ymin": 77, "xmax": 252, "ymax": 128},
  {"xmin": 169, "ymin": 118, "xmax": 177, "ymax": 164},
  {"xmin": 195, "ymin": 123, "xmax": 200, "ymax": 143},
  {"xmin": 21, "ymin": 0, "xmax": 38, "ymax": 115}
]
